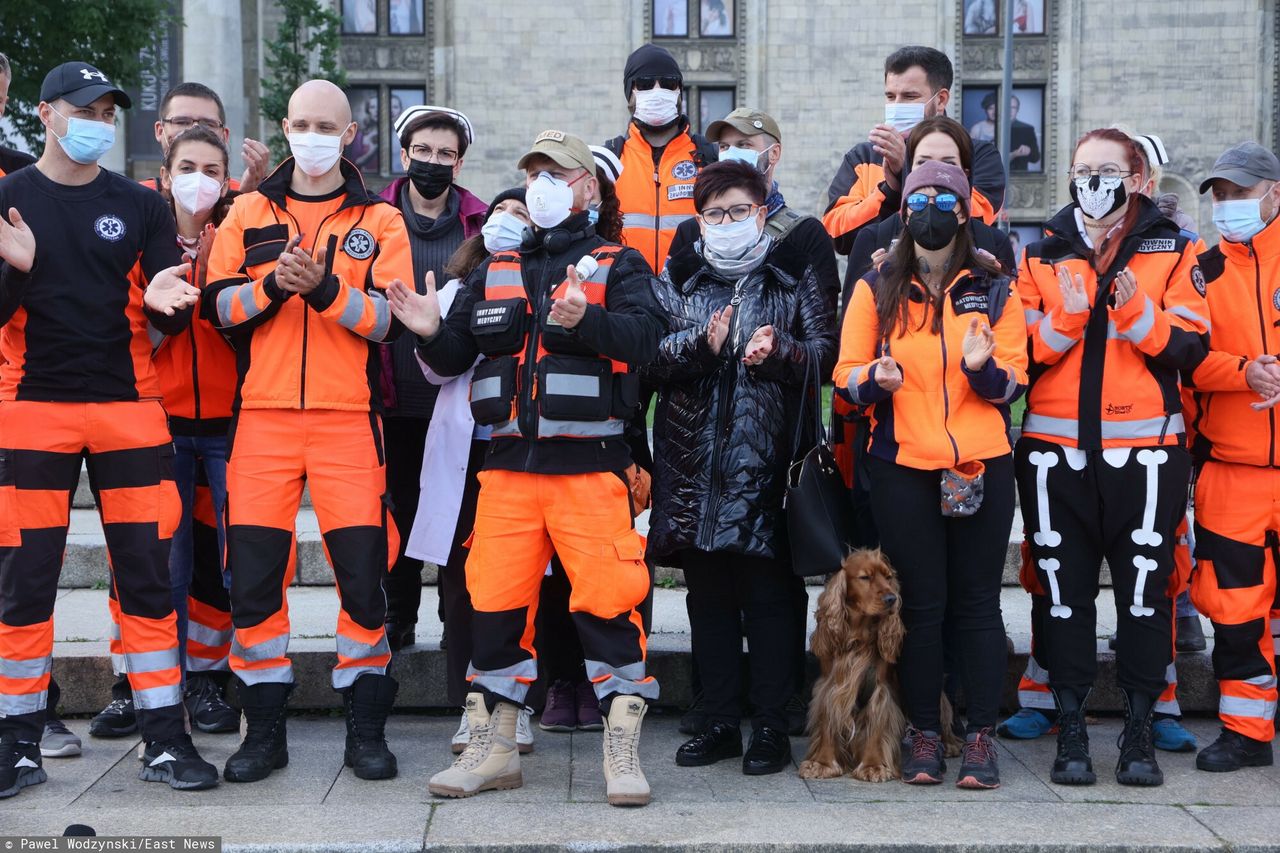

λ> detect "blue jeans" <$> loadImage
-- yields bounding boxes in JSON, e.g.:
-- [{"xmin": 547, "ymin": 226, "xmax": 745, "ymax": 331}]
[{"xmin": 170, "ymin": 433, "xmax": 229, "ymax": 671}]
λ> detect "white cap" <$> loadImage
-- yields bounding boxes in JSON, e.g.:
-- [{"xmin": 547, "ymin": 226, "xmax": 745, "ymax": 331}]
[
  {"xmin": 1132, "ymin": 133, "xmax": 1169, "ymax": 168},
  {"xmin": 588, "ymin": 145, "xmax": 624, "ymax": 183},
  {"xmin": 394, "ymin": 105, "xmax": 474, "ymax": 147}
]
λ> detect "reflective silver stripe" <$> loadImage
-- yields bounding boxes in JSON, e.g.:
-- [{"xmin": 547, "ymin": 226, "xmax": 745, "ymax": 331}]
[
  {"xmin": 0, "ymin": 690, "xmax": 47, "ymax": 716},
  {"xmin": 234, "ymin": 663, "xmax": 295, "ymax": 685},
  {"xmin": 122, "ymin": 648, "xmax": 180, "ymax": 674},
  {"xmin": 1038, "ymin": 311, "xmax": 1080, "ymax": 354},
  {"xmin": 338, "ymin": 289, "xmax": 366, "ymax": 329},
  {"xmin": 368, "ymin": 292, "xmax": 392, "ymax": 341},
  {"xmin": 485, "ymin": 269, "xmax": 524, "ymax": 288},
  {"xmin": 545, "ymin": 373, "xmax": 601, "ymax": 397},
  {"xmin": 186, "ymin": 621, "xmax": 232, "ymax": 650},
  {"xmin": 1220, "ymin": 695, "xmax": 1277, "ymax": 720},
  {"xmin": 1154, "ymin": 696, "xmax": 1181, "ymax": 715},
  {"xmin": 622, "ymin": 213, "xmax": 692, "ymax": 231},
  {"xmin": 332, "ymin": 664, "xmax": 387, "ymax": 690},
  {"xmin": 216, "ymin": 282, "xmax": 265, "ymax": 326},
  {"xmin": 111, "ymin": 653, "xmax": 126, "ymax": 676},
  {"xmin": 185, "ymin": 655, "xmax": 229, "ymax": 673},
  {"xmin": 0, "ymin": 655, "xmax": 51, "ymax": 680},
  {"xmin": 231, "ymin": 633, "xmax": 290, "ymax": 663},
  {"xmin": 536, "ymin": 417, "xmax": 626, "ymax": 439},
  {"xmin": 490, "ymin": 420, "xmax": 522, "ymax": 437},
  {"xmin": 1167, "ymin": 304, "xmax": 1210, "ymax": 332},
  {"xmin": 471, "ymin": 375, "xmax": 503, "ymax": 401},
  {"xmin": 468, "ymin": 659, "xmax": 539, "ymax": 680},
  {"xmin": 110, "ymin": 622, "xmax": 121, "ymax": 641},
  {"xmin": 584, "ymin": 659, "xmax": 660, "ymax": 702},
  {"xmin": 1018, "ymin": 689, "xmax": 1057, "ymax": 710},
  {"xmin": 1024, "ymin": 656, "xmax": 1050, "ymax": 685},
  {"xmin": 466, "ymin": 659, "xmax": 539, "ymax": 704},
  {"xmin": 133, "ymin": 683, "xmax": 182, "ymax": 710},
  {"xmin": 1023, "ymin": 413, "xmax": 1185, "ymax": 441},
  {"xmin": 1244, "ymin": 674, "xmax": 1278, "ymax": 689},
  {"xmin": 1024, "ymin": 308, "xmax": 1045, "ymax": 325},
  {"xmin": 335, "ymin": 634, "xmax": 390, "ymax": 663},
  {"xmin": 1118, "ymin": 296, "xmax": 1156, "ymax": 343},
  {"xmin": 847, "ymin": 366, "xmax": 873, "ymax": 406}
]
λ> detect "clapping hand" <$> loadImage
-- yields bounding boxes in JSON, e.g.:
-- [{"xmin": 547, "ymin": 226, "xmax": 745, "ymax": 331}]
[
  {"xmin": 706, "ymin": 304, "xmax": 733, "ymax": 355},
  {"xmin": 962, "ymin": 316, "xmax": 996, "ymax": 371},
  {"xmin": 144, "ymin": 263, "xmax": 199, "ymax": 315},
  {"xmin": 743, "ymin": 324, "xmax": 774, "ymax": 366},
  {"xmin": 1056, "ymin": 265, "xmax": 1090, "ymax": 314},
  {"xmin": 387, "ymin": 271, "xmax": 441, "ymax": 338}
]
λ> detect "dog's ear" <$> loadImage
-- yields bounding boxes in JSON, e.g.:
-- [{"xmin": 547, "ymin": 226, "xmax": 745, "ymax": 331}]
[
  {"xmin": 811, "ymin": 568, "xmax": 850, "ymax": 661},
  {"xmin": 877, "ymin": 609, "xmax": 905, "ymax": 663}
]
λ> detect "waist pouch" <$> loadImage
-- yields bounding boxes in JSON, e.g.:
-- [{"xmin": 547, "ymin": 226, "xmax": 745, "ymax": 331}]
[
  {"xmin": 470, "ymin": 356, "xmax": 518, "ymax": 426},
  {"xmin": 940, "ymin": 460, "xmax": 985, "ymax": 517}
]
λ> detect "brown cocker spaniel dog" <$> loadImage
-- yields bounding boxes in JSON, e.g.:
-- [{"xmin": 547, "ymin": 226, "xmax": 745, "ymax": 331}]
[{"xmin": 799, "ymin": 549, "xmax": 961, "ymax": 781}]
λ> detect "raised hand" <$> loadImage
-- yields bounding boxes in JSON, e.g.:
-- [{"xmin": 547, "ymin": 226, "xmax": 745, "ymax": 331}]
[
  {"xmin": 706, "ymin": 304, "xmax": 733, "ymax": 355},
  {"xmin": 239, "ymin": 138, "xmax": 271, "ymax": 194},
  {"xmin": 387, "ymin": 271, "xmax": 441, "ymax": 337},
  {"xmin": 875, "ymin": 355, "xmax": 903, "ymax": 392},
  {"xmin": 962, "ymin": 316, "xmax": 997, "ymax": 371},
  {"xmin": 0, "ymin": 207, "xmax": 35, "ymax": 273},
  {"xmin": 1113, "ymin": 266, "xmax": 1139, "ymax": 309},
  {"xmin": 144, "ymin": 263, "xmax": 199, "ymax": 315},
  {"xmin": 743, "ymin": 324, "xmax": 775, "ymax": 366},
  {"xmin": 193, "ymin": 222, "xmax": 216, "ymax": 289},
  {"xmin": 277, "ymin": 237, "xmax": 328, "ymax": 296},
  {"xmin": 549, "ymin": 264, "xmax": 588, "ymax": 329},
  {"xmin": 869, "ymin": 124, "xmax": 906, "ymax": 187},
  {"xmin": 1056, "ymin": 265, "xmax": 1090, "ymax": 315}
]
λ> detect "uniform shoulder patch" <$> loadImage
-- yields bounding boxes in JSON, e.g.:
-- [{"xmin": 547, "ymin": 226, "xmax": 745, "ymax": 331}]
[
  {"xmin": 1136, "ymin": 238, "xmax": 1176, "ymax": 253},
  {"xmin": 1273, "ymin": 286, "xmax": 1280, "ymax": 312},
  {"xmin": 1190, "ymin": 265, "xmax": 1206, "ymax": 297},
  {"xmin": 672, "ymin": 160, "xmax": 697, "ymax": 181},
  {"xmin": 668, "ymin": 184, "xmax": 695, "ymax": 201},
  {"xmin": 343, "ymin": 228, "xmax": 376, "ymax": 260},
  {"xmin": 94, "ymin": 214, "xmax": 126, "ymax": 242}
]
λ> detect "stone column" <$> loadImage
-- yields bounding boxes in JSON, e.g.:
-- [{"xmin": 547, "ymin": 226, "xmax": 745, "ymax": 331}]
[{"xmin": 182, "ymin": 0, "xmax": 247, "ymax": 176}]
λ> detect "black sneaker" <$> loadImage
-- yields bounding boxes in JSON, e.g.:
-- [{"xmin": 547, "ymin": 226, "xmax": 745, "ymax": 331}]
[
  {"xmin": 675, "ymin": 721, "xmax": 743, "ymax": 767},
  {"xmin": 1196, "ymin": 727, "xmax": 1274, "ymax": 772},
  {"xmin": 1051, "ymin": 709, "xmax": 1095, "ymax": 785},
  {"xmin": 0, "ymin": 737, "xmax": 46, "ymax": 798},
  {"xmin": 138, "ymin": 733, "xmax": 219, "ymax": 790},
  {"xmin": 900, "ymin": 726, "xmax": 945, "ymax": 784},
  {"xmin": 89, "ymin": 697, "xmax": 138, "ymax": 738},
  {"xmin": 184, "ymin": 674, "xmax": 240, "ymax": 734},
  {"xmin": 956, "ymin": 728, "xmax": 1000, "ymax": 789},
  {"xmin": 743, "ymin": 726, "xmax": 791, "ymax": 776},
  {"xmin": 1174, "ymin": 615, "xmax": 1207, "ymax": 653}
]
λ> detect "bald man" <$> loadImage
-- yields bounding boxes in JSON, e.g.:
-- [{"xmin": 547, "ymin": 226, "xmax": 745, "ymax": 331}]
[{"xmin": 204, "ymin": 79, "xmax": 414, "ymax": 783}]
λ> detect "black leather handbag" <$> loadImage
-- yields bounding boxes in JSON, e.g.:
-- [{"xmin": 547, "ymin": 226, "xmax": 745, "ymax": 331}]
[{"xmin": 784, "ymin": 357, "xmax": 857, "ymax": 577}]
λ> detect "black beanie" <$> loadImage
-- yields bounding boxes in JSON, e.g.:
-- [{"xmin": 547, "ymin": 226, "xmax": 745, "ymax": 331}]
[
  {"xmin": 486, "ymin": 187, "xmax": 527, "ymax": 221},
  {"xmin": 623, "ymin": 43, "xmax": 682, "ymax": 97}
]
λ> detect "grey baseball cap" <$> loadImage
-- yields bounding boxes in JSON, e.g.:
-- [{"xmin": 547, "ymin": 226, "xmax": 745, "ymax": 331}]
[{"xmin": 1199, "ymin": 142, "xmax": 1280, "ymax": 194}]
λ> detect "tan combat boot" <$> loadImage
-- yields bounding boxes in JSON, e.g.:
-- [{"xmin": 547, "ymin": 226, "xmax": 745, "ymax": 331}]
[
  {"xmin": 602, "ymin": 695, "xmax": 650, "ymax": 806},
  {"xmin": 428, "ymin": 693, "xmax": 522, "ymax": 798}
]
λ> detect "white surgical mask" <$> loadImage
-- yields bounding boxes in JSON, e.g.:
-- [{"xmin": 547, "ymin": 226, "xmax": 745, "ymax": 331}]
[
  {"xmin": 884, "ymin": 101, "xmax": 927, "ymax": 135},
  {"xmin": 482, "ymin": 211, "xmax": 529, "ymax": 253},
  {"xmin": 288, "ymin": 130, "xmax": 345, "ymax": 177},
  {"xmin": 633, "ymin": 88, "xmax": 680, "ymax": 127},
  {"xmin": 1212, "ymin": 198, "xmax": 1268, "ymax": 243},
  {"xmin": 526, "ymin": 172, "xmax": 575, "ymax": 230},
  {"xmin": 170, "ymin": 172, "xmax": 224, "ymax": 216},
  {"xmin": 703, "ymin": 216, "xmax": 762, "ymax": 260}
]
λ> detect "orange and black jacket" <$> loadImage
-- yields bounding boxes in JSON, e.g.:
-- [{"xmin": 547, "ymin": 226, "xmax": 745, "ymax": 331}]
[
  {"xmin": 834, "ymin": 265, "xmax": 1028, "ymax": 470},
  {"xmin": 1018, "ymin": 195, "xmax": 1210, "ymax": 450},
  {"xmin": 0, "ymin": 166, "xmax": 192, "ymax": 402},
  {"xmin": 1183, "ymin": 215, "xmax": 1280, "ymax": 468},
  {"xmin": 0, "ymin": 146, "xmax": 34, "ymax": 180},
  {"xmin": 416, "ymin": 212, "xmax": 665, "ymax": 475},
  {"xmin": 823, "ymin": 138, "xmax": 1006, "ymax": 255},
  {"xmin": 605, "ymin": 118, "xmax": 717, "ymax": 274},
  {"xmin": 204, "ymin": 157, "xmax": 411, "ymax": 412}
]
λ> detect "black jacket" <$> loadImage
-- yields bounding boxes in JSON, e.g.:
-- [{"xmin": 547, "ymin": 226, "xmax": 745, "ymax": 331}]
[
  {"xmin": 416, "ymin": 212, "xmax": 665, "ymax": 475},
  {"xmin": 643, "ymin": 238, "xmax": 837, "ymax": 561}
]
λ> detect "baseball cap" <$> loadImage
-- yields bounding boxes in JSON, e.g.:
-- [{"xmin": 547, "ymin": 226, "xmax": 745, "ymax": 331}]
[
  {"xmin": 393, "ymin": 104, "xmax": 474, "ymax": 148},
  {"xmin": 517, "ymin": 130, "xmax": 595, "ymax": 175},
  {"xmin": 706, "ymin": 108, "xmax": 782, "ymax": 143},
  {"xmin": 1199, "ymin": 142, "xmax": 1280, "ymax": 194},
  {"xmin": 40, "ymin": 62, "xmax": 131, "ymax": 109},
  {"xmin": 901, "ymin": 161, "xmax": 970, "ymax": 214}
]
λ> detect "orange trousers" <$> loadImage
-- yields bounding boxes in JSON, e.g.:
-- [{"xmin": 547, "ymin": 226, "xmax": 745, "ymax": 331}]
[
  {"xmin": 1191, "ymin": 461, "xmax": 1280, "ymax": 741},
  {"xmin": 464, "ymin": 468, "xmax": 657, "ymax": 706},
  {"xmin": 0, "ymin": 400, "xmax": 185, "ymax": 743},
  {"xmin": 224, "ymin": 409, "xmax": 396, "ymax": 690}
]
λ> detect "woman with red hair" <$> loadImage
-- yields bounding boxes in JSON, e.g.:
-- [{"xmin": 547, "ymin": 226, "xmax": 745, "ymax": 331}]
[{"xmin": 1015, "ymin": 128, "xmax": 1210, "ymax": 787}]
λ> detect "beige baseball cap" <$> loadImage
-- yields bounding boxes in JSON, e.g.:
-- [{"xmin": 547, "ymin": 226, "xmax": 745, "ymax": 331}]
[
  {"xmin": 706, "ymin": 108, "xmax": 782, "ymax": 143},
  {"xmin": 516, "ymin": 130, "xmax": 595, "ymax": 175}
]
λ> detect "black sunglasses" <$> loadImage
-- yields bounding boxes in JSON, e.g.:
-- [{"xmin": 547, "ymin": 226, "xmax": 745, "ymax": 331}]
[{"xmin": 634, "ymin": 76, "xmax": 681, "ymax": 92}]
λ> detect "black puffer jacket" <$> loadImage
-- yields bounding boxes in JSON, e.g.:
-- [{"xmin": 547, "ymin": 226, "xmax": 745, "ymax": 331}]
[{"xmin": 644, "ymin": 238, "xmax": 837, "ymax": 562}]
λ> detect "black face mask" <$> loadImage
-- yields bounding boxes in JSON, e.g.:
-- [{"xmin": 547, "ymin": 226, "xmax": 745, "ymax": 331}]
[
  {"xmin": 408, "ymin": 159, "xmax": 453, "ymax": 200},
  {"xmin": 907, "ymin": 204, "xmax": 961, "ymax": 251}
]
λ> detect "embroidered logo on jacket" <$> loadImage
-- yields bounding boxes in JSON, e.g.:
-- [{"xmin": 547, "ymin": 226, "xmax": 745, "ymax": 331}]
[
  {"xmin": 94, "ymin": 215, "xmax": 126, "ymax": 242},
  {"xmin": 672, "ymin": 160, "xmax": 697, "ymax": 180},
  {"xmin": 1191, "ymin": 265, "xmax": 1206, "ymax": 297},
  {"xmin": 343, "ymin": 228, "xmax": 375, "ymax": 260},
  {"xmin": 952, "ymin": 291, "xmax": 990, "ymax": 315},
  {"xmin": 1136, "ymin": 238, "xmax": 1176, "ymax": 253},
  {"xmin": 1273, "ymin": 287, "xmax": 1280, "ymax": 312}
]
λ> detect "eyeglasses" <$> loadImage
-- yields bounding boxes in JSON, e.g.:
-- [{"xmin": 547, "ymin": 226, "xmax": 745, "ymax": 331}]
[
  {"xmin": 633, "ymin": 76, "xmax": 681, "ymax": 92},
  {"xmin": 1069, "ymin": 163, "xmax": 1134, "ymax": 181},
  {"xmin": 905, "ymin": 192, "xmax": 959, "ymax": 213},
  {"xmin": 698, "ymin": 203, "xmax": 761, "ymax": 225},
  {"xmin": 162, "ymin": 116, "xmax": 224, "ymax": 131},
  {"xmin": 408, "ymin": 144, "xmax": 459, "ymax": 166}
]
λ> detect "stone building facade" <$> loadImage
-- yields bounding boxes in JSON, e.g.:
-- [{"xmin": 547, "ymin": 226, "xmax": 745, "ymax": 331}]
[{"xmin": 169, "ymin": 0, "xmax": 1277, "ymax": 241}]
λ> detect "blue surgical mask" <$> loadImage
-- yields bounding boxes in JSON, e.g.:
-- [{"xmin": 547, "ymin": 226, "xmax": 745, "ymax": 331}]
[
  {"xmin": 481, "ymin": 211, "xmax": 529, "ymax": 254},
  {"xmin": 1213, "ymin": 198, "xmax": 1267, "ymax": 243},
  {"xmin": 883, "ymin": 96, "xmax": 935, "ymax": 135},
  {"xmin": 586, "ymin": 203, "xmax": 600, "ymax": 227},
  {"xmin": 51, "ymin": 108, "xmax": 115, "ymax": 164},
  {"xmin": 718, "ymin": 144, "xmax": 775, "ymax": 174}
]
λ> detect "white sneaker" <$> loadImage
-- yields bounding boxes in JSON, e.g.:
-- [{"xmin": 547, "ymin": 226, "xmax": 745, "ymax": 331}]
[
  {"xmin": 516, "ymin": 707, "xmax": 534, "ymax": 754},
  {"xmin": 450, "ymin": 712, "xmax": 470, "ymax": 755}
]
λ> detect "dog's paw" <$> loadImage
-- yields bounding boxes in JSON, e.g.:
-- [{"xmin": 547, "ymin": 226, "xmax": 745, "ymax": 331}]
[
  {"xmin": 852, "ymin": 763, "xmax": 896, "ymax": 783},
  {"xmin": 942, "ymin": 736, "xmax": 964, "ymax": 758},
  {"xmin": 798, "ymin": 760, "xmax": 844, "ymax": 780}
]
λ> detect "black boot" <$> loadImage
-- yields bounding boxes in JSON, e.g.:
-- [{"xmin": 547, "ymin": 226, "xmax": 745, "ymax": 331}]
[
  {"xmin": 1116, "ymin": 689, "xmax": 1162, "ymax": 786},
  {"xmin": 343, "ymin": 673, "xmax": 398, "ymax": 780},
  {"xmin": 1196, "ymin": 727, "xmax": 1275, "ymax": 772},
  {"xmin": 1050, "ymin": 688, "xmax": 1095, "ymax": 785},
  {"xmin": 224, "ymin": 681, "xmax": 293, "ymax": 783}
]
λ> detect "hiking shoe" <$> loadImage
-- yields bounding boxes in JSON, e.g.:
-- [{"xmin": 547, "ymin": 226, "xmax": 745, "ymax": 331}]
[
  {"xmin": 429, "ymin": 694, "xmax": 522, "ymax": 798},
  {"xmin": 996, "ymin": 708, "xmax": 1057, "ymax": 740},
  {"xmin": 575, "ymin": 680, "xmax": 603, "ymax": 731},
  {"xmin": 40, "ymin": 719, "xmax": 82, "ymax": 758},
  {"xmin": 0, "ymin": 738, "xmax": 46, "ymax": 798},
  {"xmin": 1196, "ymin": 728, "xmax": 1274, "ymax": 772},
  {"xmin": 1050, "ymin": 709, "xmax": 1095, "ymax": 785},
  {"xmin": 89, "ymin": 697, "xmax": 138, "ymax": 738},
  {"xmin": 603, "ymin": 696, "xmax": 650, "ymax": 806},
  {"xmin": 956, "ymin": 728, "xmax": 1000, "ymax": 789},
  {"xmin": 1152, "ymin": 717, "xmax": 1198, "ymax": 752},
  {"xmin": 451, "ymin": 711, "xmax": 470, "ymax": 754},
  {"xmin": 184, "ymin": 674, "xmax": 240, "ymax": 734},
  {"xmin": 538, "ymin": 680, "xmax": 576, "ymax": 732},
  {"xmin": 138, "ymin": 734, "xmax": 219, "ymax": 790},
  {"xmin": 900, "ymin": 727, "xmax": 945, "ymax": 784}
]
